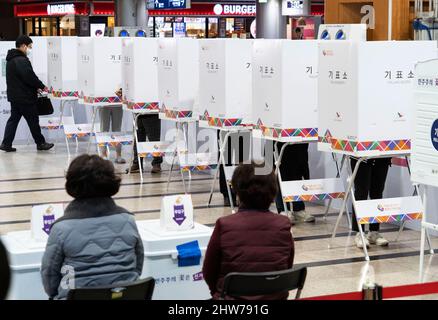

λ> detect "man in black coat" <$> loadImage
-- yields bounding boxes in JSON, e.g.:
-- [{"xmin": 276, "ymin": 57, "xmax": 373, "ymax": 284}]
[{"xmin": 0, "ymin": 35, "xmax": 54, "ymax": 152}]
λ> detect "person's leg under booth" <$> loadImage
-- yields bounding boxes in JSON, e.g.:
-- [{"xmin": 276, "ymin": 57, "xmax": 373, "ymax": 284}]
[
  {"xmin": 368, "ymin": 158, "xmax": 391, "ymax": 232},
  {"xmin": 109, "ymin": 106, "xmax": 125, "ymax": 163},
  {"xmin": 141, "ymin": 114, "xmax": 163, "ymax": 167},
  {"xmin": 132, "ymin": 114, "xmax": 148, "ymax": 168},
  {"xmin": 99, "ymin": 107, "xmax": 111, "ymax": 158},
  {"xmin": 350, "ymin": 158, "xmax": 372, "ymax": 233}
]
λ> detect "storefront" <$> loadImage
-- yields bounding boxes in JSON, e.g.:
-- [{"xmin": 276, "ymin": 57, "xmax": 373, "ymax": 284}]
[
  {"xmin": 14, "ymin": 1, "xmax": 114, "ymax": 36},
  {"xmin": 14, "ymin": 1, "xmax": 324, "ymax": 38},
  {"xmin": 148, "ymin": 3, "xmax": 257, "ymax": 38}
]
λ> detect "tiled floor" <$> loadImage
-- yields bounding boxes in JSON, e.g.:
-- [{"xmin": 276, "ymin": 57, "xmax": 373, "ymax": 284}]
[{"xmin": 1, "ymin": 142, "xmax": 438, "ymax": 299}]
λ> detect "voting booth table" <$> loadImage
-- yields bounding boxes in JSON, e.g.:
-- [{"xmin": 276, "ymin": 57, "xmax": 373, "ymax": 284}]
[
  {"xmin": 158, "ymin": 38, "xmax": 215, "ymax": 192},
  {"xmin": 197, "ymin": 39, "xmax": 253, "ymax": 212},
  {"xmin": 122, "ymin": 37, "xmax": 161, "ymax": 182},
  {"xmin": 47, "ymin": 37, "xmax": 79, "ymax": 148},
  {"xmin": 77, "ymin": 37, "xmax": 132, "ymax": 154},
  {"xmin": 411, "ymin": 58, "xmax": 438, "ymax": 281},
  {"xmin": 318, "ymin": 40, "xmax": 437, "ymax": 261},
  {"xmin": 2, "ymin": 197, "xmax": 212, "ymax": 300}
]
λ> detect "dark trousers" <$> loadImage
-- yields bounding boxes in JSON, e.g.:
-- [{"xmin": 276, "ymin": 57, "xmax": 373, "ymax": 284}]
[
  {"xmin": 275, "ymin": 143, "xmax": 310, "ymax": 213},
  {"xmin": 218, "ymin": 131, "xmax": 251, "ymax": 200},
  {"xmin": 133, "ymin": 114, "xmax": 163, "ymax": 166},
  {"xmin": 2, "ymin": 102, "xmax": 45, "ymax": 146},
  {"xmin": 351, "ymin": 158, "xmax": 391, "ymax": 232}
]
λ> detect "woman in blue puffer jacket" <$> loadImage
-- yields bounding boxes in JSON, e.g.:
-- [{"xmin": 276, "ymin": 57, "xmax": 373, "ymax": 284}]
[{"xmin": 41, "ymin": 154, "xmax": 144, "ymax": 300}]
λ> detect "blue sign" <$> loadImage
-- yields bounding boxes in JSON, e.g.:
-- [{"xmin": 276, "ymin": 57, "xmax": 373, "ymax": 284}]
[
  {"xmin": 154, "ymin": 0, "xmax": 190, "ymax": 10},
  {"xmin": 431, "ymin": 119, "xmax": 438, "ymax": 151}
]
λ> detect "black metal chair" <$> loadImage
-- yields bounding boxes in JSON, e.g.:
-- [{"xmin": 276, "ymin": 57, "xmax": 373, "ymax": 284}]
[
  {"xmin": 67, "ymin": 277, "xmax": 155, "ymax": 300},
  {"xmin": 220, "ymin": 267, "xmax": 307, "ymax": 300}
]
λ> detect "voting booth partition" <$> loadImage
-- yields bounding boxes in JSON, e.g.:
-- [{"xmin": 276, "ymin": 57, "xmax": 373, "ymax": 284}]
[
  {"xmin": 250, "ymin": 38, "xmax": 347, "ymax": 219},
  {"xmin": 412, "ymin": 58, "xmax": 438, "ymax": 281},
  {"xmin": 158, "ymin": 38, "xmax": 199, "ymax": 120},
  {"xmin": 48, "ymin": 37, "xmax": 78, "ymax": 99},
  {"xmin": 30, "ymin": 37, "xmax": 48, "ymax": 86},
  {"xmin": 76, "ymin": 37, "xmax": 133, "ymax": 154},
  {"xmin": 121, "ymin": 37, "xmax": 161, "ymax": 181},
  {"xmin": 318, "ymin": 40, "xmax": 438, "ymax": 261},
  {"xmin": 198, "ymin": 39, "xmax": 253, "ymax": 127}
]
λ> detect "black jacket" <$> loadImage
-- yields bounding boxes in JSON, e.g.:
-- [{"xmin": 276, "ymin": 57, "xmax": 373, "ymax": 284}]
[{"xmin": 6, "ymin": 49, "xmax": 45, "ymax": 105}]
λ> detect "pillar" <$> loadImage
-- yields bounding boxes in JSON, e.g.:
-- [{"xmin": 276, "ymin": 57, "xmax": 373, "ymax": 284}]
[{"xmin": 256, "ymin": 0, "xmax": 287, "ymax": 39}]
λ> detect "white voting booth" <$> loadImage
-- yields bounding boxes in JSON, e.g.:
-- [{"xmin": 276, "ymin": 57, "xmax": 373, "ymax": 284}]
[
  {"xmin": 47, "ymin": 37, "xmax": 78, "ymax": 99},
  {"xmin": 122, "ymin": 37, "xmax": 159, "ymax": 111},
  {"xmin": 30, "ymin": 36, "xmax": 48, "ymax": 85},
  {"xmin": 158, "ymin": 38, "xmax": 199, "ymax": 119},
  {"xmin": 411, "ymin": 59, "xmax": 438, "ymax": 280},
  {"xmin": 199, "ymin": 39, "xmax": 253, "ymax": 126},
  {"xmin": 320, "ymin": 40, "xmax": 437, "ymax": 261},
  {"xmin": 78, "ymin": 37, "xmax": 123, "ymax": 105},
  {"xmin": 252, "ymin": 39, "xmax": 318, "ymax": 140},
  {"xmin": 319, "ymin": 40, "xmax": 437, "ymax": 157}
]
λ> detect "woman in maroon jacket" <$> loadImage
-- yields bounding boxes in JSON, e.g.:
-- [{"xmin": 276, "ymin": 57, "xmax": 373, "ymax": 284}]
[{"xmin": 202, "ymin": 163, "xmax": 295, "ymax": 300}]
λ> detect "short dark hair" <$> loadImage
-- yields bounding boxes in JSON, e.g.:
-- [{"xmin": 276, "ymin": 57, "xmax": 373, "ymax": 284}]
[
  {"xmin": 231, "ymin": 163, "xmax": 278, "ymax": 211},
  {"xmin": 16, "ymin": 35, "xmax": 32, "ymax": 48},
  {"xmin": 65, "ymin": 154, "xmax": 121, "ymax": 199}
]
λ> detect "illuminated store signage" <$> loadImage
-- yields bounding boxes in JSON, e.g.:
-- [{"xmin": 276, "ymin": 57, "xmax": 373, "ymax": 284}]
[
  {"xmin": 213, "ymin": 4, "xmax": 256, "ymax": 16},
  {"xmin": 47, "ymin": 3, "xmax": 76, "ymax": 15}
]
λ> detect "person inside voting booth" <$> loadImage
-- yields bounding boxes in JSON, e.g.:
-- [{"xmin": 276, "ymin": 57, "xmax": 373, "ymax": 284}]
[
  {"xmin": 129, "ymin": 113, "xmax": 163, "ymax": 174},
  {"xmin": 99, "ymin": 88, "xmax": 126, "ymax": 164},
  {"xmin": 203, "ymin": 163, "xmax": 294, "ymax": 300},
  {"xmin": 351, "ymin": 158, "xmax": 391, "ymax": 249},
  {"xmin": 275, "ymin": 143, "xmax": 316, "ymax": 224},
  {"xmin": 41, "ymin": 155, "xmax": 144, "ymax": 300}
]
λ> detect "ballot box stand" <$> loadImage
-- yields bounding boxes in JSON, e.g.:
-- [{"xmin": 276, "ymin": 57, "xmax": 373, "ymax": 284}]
[
  {"xmin": 252, "ymin": 127, "xmax": 349, "ymax": 225},
  {"xmin": 327, "ymin": 150, "xmax": 433, "ymax": 262},
  {"xmin": 123, "ymin": 102, "xmax": 160, "ymax": 182},
  {"xmin": 203, "ymin": 119, "xmax": 253, "ymax": 214}
]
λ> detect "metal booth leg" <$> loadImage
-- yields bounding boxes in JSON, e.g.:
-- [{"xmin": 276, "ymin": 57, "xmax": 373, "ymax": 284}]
[{"xmin": 329, "ymin": 156, "xmax": 362, "ymax": 249}]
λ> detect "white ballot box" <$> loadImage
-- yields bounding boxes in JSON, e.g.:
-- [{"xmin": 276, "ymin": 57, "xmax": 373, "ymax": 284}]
[
  {"xmin": 47, "ymin": 37, "xmax": 78, "ymax": 99},
  {"xmin": 318, "ymin": 40, "xmax": 437, "ymax": 156},
  {"xmin": 30, "ymin": 36, "xmax": 48, "ymax": 85},
  {"xmin": 2, "ymin": 232, "xmax": 48, "ymax": 300},
  {"xmin": 137, "ymin": 219, "xmax": 212, "ymax": 300},
  {"xmin": 199, "ymin": 39, "xmax": 252, "ymax": 127},
  {"xmin": 158, "ymin": 38, "xmax": 199, "ymax": 118},
  {"xmin": 318, "ymin": 24, "xmax": 367, "ymax": 41},
  {"xmin": 411, "ymin": 58, "xmax": 438, "ymax": 187},
  {"xmin": 78, "ymin": 37, "xmax": 123, "ymax": 105},
  {"xmin": 122, "ymin": 37, "xmax": 159, "ymax": 111},
  {"xmin": 252, "ymin": 39, "xmax": 318, "ymax": 141}
]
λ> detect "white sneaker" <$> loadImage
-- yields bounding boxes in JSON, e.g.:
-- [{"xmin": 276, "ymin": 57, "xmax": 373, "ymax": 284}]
[
  {"xmin": 367, "ymin": 231, "xmax": 389, "ymax": 247},
  {"xmin": 355, "ymin": 233, "xmax": 370, "ymax": 249},
  {"xmin": 294, "ymin": 210, "xmax": 315, "ymax": 223},
  {"xmin": 279, "ymin": 211, "xmax": 295, "ymax": 225}
]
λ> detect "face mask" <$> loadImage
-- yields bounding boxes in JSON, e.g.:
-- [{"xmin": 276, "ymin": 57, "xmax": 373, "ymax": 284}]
[{"xmin": 26, "ymin": 47, "xmax": 32, "ymax": 56}]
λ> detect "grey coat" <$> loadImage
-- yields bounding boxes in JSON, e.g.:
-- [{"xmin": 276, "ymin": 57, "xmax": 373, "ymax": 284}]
[{"xmin": 40, "ymin": 197, "xmax": 144, "ymax": 300}]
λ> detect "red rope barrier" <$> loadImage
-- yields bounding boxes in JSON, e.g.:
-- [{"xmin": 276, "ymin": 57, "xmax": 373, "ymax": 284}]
[{"xmin": 302, "ymin": 281, "xmax": 438, "ymax": 300}]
